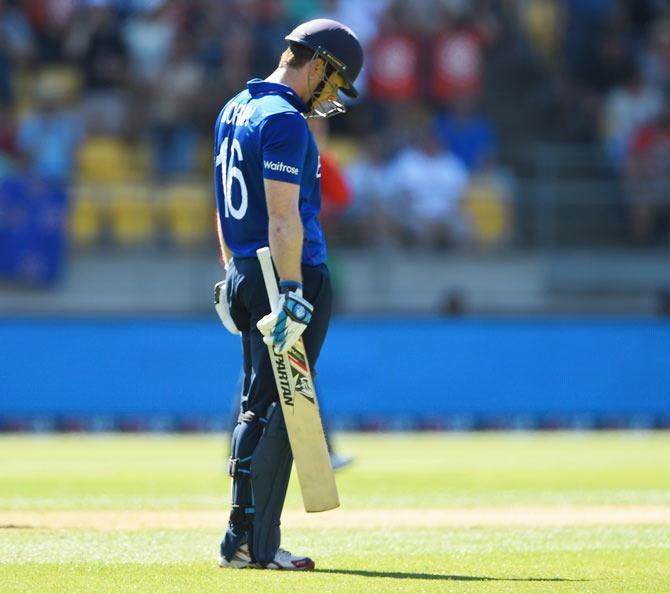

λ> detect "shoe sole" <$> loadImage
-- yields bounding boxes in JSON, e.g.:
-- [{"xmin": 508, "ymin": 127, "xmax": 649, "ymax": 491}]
[{"xmin": 219, "ymin": 558, "xmax": 257, "ymax": 569}]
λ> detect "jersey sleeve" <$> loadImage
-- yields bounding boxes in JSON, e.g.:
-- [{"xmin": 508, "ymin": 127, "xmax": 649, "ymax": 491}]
[{"xmin": 260, "ymin": 112, "xmax": 309, "ymax": 185}]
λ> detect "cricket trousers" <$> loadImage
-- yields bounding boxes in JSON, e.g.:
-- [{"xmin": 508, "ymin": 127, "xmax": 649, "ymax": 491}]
[{"xmin": 221, "ymin": 257, "xmax": 332, "ymax": 564}]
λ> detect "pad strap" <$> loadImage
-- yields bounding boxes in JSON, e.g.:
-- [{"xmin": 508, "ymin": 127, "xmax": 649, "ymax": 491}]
[{"xmin": 227, "ymin": 455, "xmax": 252, "ymax": 478}]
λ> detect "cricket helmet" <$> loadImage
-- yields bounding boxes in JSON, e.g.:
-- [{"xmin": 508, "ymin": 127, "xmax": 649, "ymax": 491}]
[{"xmin": 285, "ymin": 18, "xmax": 364, "ymax": 99}]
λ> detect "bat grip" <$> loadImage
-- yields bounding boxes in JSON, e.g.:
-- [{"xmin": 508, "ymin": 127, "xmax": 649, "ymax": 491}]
[{"xmin": 256, "ymin": 246, "xmax": 280, "ymax": 309}]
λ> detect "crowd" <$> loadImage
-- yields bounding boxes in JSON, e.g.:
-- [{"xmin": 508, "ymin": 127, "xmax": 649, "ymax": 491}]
[{"xmin": 1, "ymin": 0, "xmax": 669, "ymax": 278}]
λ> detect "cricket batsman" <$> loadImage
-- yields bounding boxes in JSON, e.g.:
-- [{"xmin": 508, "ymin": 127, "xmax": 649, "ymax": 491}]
[{"xmin": 212, "ymin": 19, "xmax": 363, "ymax": 570}]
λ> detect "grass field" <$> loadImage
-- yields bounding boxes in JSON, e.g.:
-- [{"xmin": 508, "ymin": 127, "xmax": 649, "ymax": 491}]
[{"xmin": 2, "ymin": 432, "xmax": 670, "ymax": 593}]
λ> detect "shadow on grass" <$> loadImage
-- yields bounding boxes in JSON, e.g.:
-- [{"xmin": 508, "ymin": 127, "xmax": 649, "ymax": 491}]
[{"xmin": 316, "ymin": 569, "xmax": 586, "ymax": 582}]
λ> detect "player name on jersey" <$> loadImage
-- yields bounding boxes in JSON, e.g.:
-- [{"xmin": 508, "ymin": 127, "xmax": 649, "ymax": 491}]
[{"xmin": 221, "ymin": 102, "xmax": 256, "ymax": 127}]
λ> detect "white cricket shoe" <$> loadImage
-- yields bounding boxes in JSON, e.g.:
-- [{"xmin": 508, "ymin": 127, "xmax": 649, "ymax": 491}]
[
  {"xmin": 262, "ymin": 547, "xmax": 315, "ymax": 570},
  {"xmin": 219, "ymin": 543, "xmax": 255, "ymax": 569}
]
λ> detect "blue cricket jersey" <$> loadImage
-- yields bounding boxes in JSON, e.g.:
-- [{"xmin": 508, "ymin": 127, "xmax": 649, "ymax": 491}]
[{"xmin": 214, "ymin": 79, "xmax": 326, "ymax": 265}]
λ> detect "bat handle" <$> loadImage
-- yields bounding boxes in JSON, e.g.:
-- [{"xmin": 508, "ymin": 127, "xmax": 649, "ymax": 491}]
[{"xmin": 256, "ymin": 246, "xmax": 280, "ymax": 309}]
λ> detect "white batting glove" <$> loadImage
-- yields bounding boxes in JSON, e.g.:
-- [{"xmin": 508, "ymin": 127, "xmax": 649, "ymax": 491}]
[
  {"xmin": 214, "ymin": 267, "xmax": 239, "ymax": 335},
  {"xmin": 257, "ymin": 281, "xmax": 313, "ymax": 354}
]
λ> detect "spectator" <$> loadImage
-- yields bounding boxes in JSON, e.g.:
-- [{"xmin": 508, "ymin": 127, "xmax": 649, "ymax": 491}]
[
  {"xmin": 366, "ymin": 3, "xmax": 421, "ymax": 105},
  {"xmin": 625, "ymin": 102, "xmax": 670, "ymax": 244},
  {"xmin": 385, "ymin": 127, "xmax": 470, "ymax": 248},
  {"xmin": 602, "ymin": 68, "xmax": 661, "ymax": 169},
  {"xmin": 250, "ymin": 0, "xmax": 290, "ymax": 77},
  {"xmin": 149, "ymin": 34, "xmax": 203, "ymax": 178},
  {"xmin": 123, "ymin": 1, "xmax": 177, "ymax": 85},
  {"xmin": 16, "ymin": 74, "xmax": 84, "ymax": 184},
  {"xmin": 320, "ymin": 0, "xmax": 391, "ymax": 49},
  {"xmin": 0, "ymin": 0, "xmax": 34, "ymax": 102},
  {"xmin": 345, "ymin": 134, "xmax": 396, "ymax": 246},
  {"xmin": 429, "ymin": 6, "xmax": 493, "ymax": 105},
  {"xmin": 433, "ymin": 93, "xmax": 496, "ymax": 172},
  {"xmin": 66, "ymin": 4, "xmax": 129, "ymax": 135},
  {"xmin": 641, "ymin": 16, "xmax": 670, "ymax": 90},
  {"xmin": 0, "ymin": 99, "xmax": 16, "ymax": 175},
  {"xmin": 580, "ymin": 26, "xmax": 635, "ymax": 95},
  {"xmin": 22, "ymin": 0, "xmax": 73, "ymax": 64},
  {"xmin": 562, "ymin": 0, "xmax": 617, "ymax": 83}
]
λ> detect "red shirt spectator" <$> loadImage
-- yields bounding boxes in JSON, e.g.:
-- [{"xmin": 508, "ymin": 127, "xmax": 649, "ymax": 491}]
[
  {"xmin": 0, "ymin": 108, "xmax": 16, "ymax": 157},
  {"xmin": 630, "ymin": 119, "xmax": 670, "ymax": 178},
  {"xmin": 319, "ymin": 151, "xmax": 352, "ymax": 227},
  {"xmin": 430, "ymin": 26, "xmax": 485, "ymax": 102},
  {"xmin": 366, "ymin": 32, "xmax": 421, "ymax": 102}
]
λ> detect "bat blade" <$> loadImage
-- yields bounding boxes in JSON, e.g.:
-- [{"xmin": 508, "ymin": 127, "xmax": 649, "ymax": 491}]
[{"xmin": 257, "ymin": 247, "xmax": 339, "ymax": 513}]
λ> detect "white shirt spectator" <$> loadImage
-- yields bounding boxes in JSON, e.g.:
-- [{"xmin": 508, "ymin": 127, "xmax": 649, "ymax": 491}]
[
  {"xmin": 603, "ymin": 76, "xmax": 661, "ymax": 167},
  {"xmin": 387, "ymin": 146, "xmax": 470, "ymax": 224},
  {"xmin": 123, "ymin": 10, "xmax": 175, "ymax": 83}
]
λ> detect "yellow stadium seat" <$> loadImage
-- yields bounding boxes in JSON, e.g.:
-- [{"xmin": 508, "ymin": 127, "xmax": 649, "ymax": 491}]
[
  {"xmin": 78, "ymin": 137, "xmax": 138, "ymax": 183},
  {"xmin": 70, "ymin": 185, "xmax": 103, "ymax": 248},
  {"xmin": 162, "ymin": 182, "xmax": 214, "ymax": 248},
  {"xmin": 463, "ymin": 176, "xmax": 511, "ymax": 248},
  {"xmin": 108, "ymin": 183, "xmax": 156, "ymax": 246}
]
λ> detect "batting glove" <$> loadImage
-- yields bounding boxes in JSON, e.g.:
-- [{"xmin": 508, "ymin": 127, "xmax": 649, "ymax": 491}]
[
  {"xmin": 257, "ymin": 280, "xmax": 313, "ymax": 354},
  {"xmin": 214, "ymin": 266, "xmax": 240, "ymax": 335}
]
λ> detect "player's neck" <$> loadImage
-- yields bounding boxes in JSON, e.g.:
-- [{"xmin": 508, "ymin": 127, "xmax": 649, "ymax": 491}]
[{"xmin": 265, "ymin": 67, "xmax": 309, "ymax": 104}]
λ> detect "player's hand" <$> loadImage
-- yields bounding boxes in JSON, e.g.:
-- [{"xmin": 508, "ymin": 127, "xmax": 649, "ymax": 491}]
[
  {"xmin": 214, "ymin": 267, "xmax": 240, "ymax": 335},
  {"xmin": 257, "ymin": 281, "xmax": 313, "ymax": 354}
]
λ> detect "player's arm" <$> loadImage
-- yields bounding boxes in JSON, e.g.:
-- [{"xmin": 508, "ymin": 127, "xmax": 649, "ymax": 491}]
[
  {"xmin": 264, "ymin": 179, "xmax": 303, "ymax": 283},
  {"xmin": 259, "ymin": 112, "xmax": 310, "ymax": 283},
  {"xmin": 257, "ymin": 113, "xmax": 313, "ymax": 353}
]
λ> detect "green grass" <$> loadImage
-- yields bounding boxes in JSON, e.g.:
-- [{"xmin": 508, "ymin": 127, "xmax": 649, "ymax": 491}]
[{"xmin": 2, "ymin": 433, "xmax": 670, "ymax": 593}]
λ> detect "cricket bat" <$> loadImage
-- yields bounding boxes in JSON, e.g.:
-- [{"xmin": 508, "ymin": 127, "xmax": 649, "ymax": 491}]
[{"xmin": 256, "ymin": 247, "xmax": 339, "ymax": 513}]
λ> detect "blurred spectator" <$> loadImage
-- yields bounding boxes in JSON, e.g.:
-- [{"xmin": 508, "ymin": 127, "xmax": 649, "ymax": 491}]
[
  {"xmin": 320, "ymin": 0, "xmax": 391, "ymax": 49},
  {"xmin": 0, "ymin": 0, "xmax": 34, "ymax": 102},
  {"xmin": 602, "ymin": 68, "xmax": 661, "ymax": 169},
  {"xmin": 366, "ymin": 3, "xmax": 421, "ymax": 106},
  {"xmin": 0, "ymin": 103, "xmax": 16, "ymax": 177},
  {"xmin": 641, "ymin": 16, "xmax": 670, "ymax": 89},
  {"xmin": 66, "ymin": 4, "xmax": 129, "ymax": 135},
  {"xmin": 345, "ymin": 134, "xmax": 396, "ymax": 246},
  {"xmin": 580, "ymin": 25, "xmax": 635, "ymax": 94},
  {"xmin": 250, "ymin": 0, "xmax": 290, "ymax": 77},
  {"xmin": 22, "ymin": 0, "xmax": 74, "ymax": 64},
  {"xmin": 123, "ymin": 1, "xmax": 176, "ymax": 85},
  {"xmin": 149, "ymin": 34, "xmax": 203, "ymax": 178},
  {"xmin": 625, "ymin": 102, "xmax": 670, "ymax": 244},
  {"xmin": 385, "ymin": 127, "xmax": 470, "ymax": 248},
  {"xmin": 562, "ymin": 0, "xmax": 617, "ymax": 82},
  {"xmin": 0, "ymin": 99, "xmax": 17, "ymax": 157},
  {"xmin": 620, "ymin": 0, "xmax": 662, "ymax": 49},
  {"xmin": 16, "ymin": 74, "xmax": 84, "ymax": 184},
  {"xmin": 429, "ymin": 5, "xmax": 494, "ymax": 105},
  {"xmin": 433, "ymin": 93, "xmax": 496, "ymax": 172},
  {"xmin": 193, "ymin": 5, "xmax": 254, "ymax": 130}
]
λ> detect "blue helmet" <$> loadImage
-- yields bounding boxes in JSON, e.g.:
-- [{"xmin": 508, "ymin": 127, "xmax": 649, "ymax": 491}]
[{"xmin": 285, "ymin": 18, "xmax": 364, "ymax": 98}]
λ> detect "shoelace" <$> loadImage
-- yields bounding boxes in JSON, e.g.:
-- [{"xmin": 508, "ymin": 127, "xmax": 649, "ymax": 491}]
[{"xmin": 275, "ymin": 548, "xmax": 293, "ymax": 563}]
